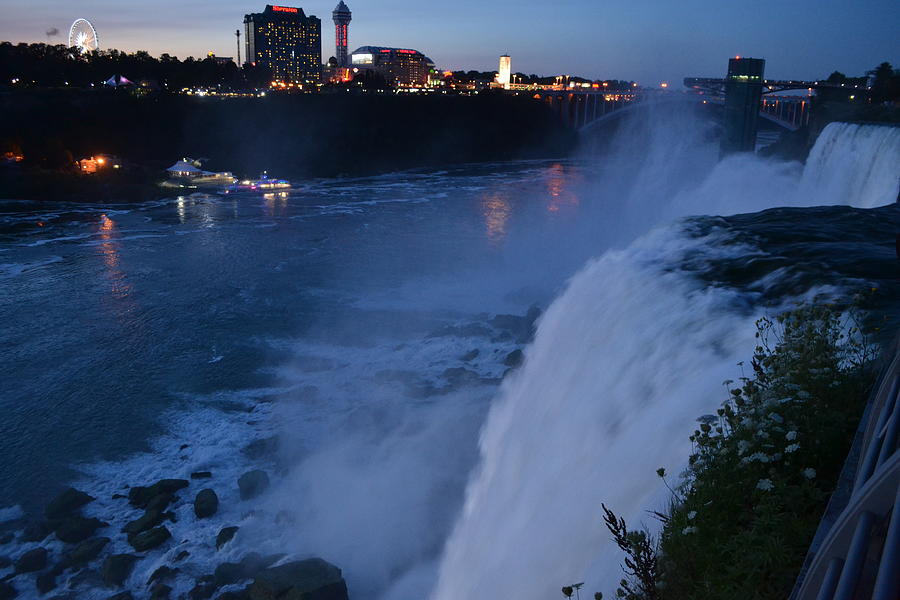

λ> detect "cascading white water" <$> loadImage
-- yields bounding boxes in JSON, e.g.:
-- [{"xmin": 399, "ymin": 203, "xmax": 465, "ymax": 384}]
[
  {"xmin": 801, "ymin": 122, "xmax": 900, "ymax": 208},
  {"xmin": 430, "ymin": 122, "xmax": 900, "ymax": 600}
]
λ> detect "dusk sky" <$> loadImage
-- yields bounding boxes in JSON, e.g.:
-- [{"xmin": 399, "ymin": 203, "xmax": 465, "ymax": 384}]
[{"xmin": 1, "ymin": 0, "xmax": 897, "ymax": 85}]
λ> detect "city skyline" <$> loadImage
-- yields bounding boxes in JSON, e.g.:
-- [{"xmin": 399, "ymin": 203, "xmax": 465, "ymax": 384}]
[{"xmin": 1, "ymin": 0, "xmax": 898, "ymax": 85}]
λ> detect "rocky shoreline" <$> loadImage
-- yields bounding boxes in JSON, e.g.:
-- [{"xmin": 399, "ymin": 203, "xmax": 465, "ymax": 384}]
[{"xmin": 0, "ymin": 475, "xmax": 348, "ymax": 600}]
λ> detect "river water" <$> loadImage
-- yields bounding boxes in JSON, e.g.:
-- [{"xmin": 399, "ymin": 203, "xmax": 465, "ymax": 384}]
[{"xmin": 0, "ymin": 112, "xmax": 899, "ymax": 600}]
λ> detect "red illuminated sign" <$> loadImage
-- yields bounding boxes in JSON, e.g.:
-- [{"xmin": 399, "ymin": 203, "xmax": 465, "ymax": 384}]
[
  {"xmin": 272, "ymin": 5, "xmax": 298, "ymax": 13},
  {"xmin": 397, "ymin": 49, "xmax": 416, "ymax": 54}
]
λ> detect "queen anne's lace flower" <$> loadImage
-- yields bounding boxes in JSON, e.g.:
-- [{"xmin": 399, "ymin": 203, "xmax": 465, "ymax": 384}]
[
  {"xmin": 803, "ymin": 468, "xmax": 816, "ymax": 479},
  {"xmin": 756, "ymin": 479, "xmax": 774, "ymax": 491}
]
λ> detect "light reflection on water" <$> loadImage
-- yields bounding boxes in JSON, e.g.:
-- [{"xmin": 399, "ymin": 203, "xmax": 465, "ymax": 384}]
[
  {"xmin": 545, "ymin": 162, "xmax": 580, "ymax": 214},
  {"xmin": 97, "ymin": 213, "xmax": 132, "ymax": 299},
  {"xmin": 480, "ymin": 193, "xmax": 512, "ymax": 244}
]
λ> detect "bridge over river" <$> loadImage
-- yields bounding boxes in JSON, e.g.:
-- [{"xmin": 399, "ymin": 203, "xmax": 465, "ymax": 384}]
[{"xmin": 533, "ymin": 57, "xmax": 867, "ymax": 154}]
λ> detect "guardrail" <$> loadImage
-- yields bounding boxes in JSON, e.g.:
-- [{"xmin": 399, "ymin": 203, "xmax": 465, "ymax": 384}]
[{"xmin": 791, "ymin": 337, "xmax": 900, "ymax": 600}]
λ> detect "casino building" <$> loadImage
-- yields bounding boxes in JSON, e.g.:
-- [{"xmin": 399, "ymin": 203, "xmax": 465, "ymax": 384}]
[
  {"xmin": 244, "ymin": 5, "xmax": 321, "ymax": 85},
  {"xmin": 350, "ymin": 46, "xmax": 434, "ymax": 88}
]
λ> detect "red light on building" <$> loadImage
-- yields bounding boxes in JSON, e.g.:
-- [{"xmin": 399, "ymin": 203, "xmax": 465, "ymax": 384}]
[
  {"xmin": 380, "ymin": 49, "xmax": 391, "ymax": 53},
  {"xmin": 272, "ymin": 5, "xmax": 299, "ymax": 13},
  {"xmin": 397, "ymin": 49, "xmax": 416, "ymax": 54}
]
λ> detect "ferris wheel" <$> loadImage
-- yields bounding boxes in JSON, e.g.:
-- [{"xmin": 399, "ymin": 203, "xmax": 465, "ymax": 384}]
[{"xmin": 69, "ymin": 18, "xmax": 100, "ymax": 53}]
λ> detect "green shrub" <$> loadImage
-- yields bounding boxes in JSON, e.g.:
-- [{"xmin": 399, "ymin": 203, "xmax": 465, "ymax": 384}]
[{"xmin": 604, "ymin": 300, "xmax": 878, "ymax": 600}]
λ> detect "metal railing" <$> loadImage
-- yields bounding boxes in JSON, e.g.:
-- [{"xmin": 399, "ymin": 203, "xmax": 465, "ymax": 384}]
[{"xmin": 791, "ymin": 339, "xmax": 900, "ymax": 600}]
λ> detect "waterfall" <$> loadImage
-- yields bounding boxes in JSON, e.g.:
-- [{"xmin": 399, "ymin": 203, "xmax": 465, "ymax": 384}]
[
  {"xmin": 429, "ymin": 121, "xmax": 900, "ymax": 600},
  {"xmin": 801, "ymin": 122, "xmax": 900, "ymax": 208}
]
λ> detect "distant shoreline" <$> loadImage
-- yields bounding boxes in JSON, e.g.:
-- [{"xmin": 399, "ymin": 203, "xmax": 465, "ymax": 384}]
[{"xmin": 0, "ymin": 90, "xmax": 578, "ymax": 203}]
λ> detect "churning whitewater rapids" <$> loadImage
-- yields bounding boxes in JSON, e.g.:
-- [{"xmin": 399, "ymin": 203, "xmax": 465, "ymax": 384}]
[{"xmin": 1, "ymin": 110, "xmax": 899, "ymax": 600}]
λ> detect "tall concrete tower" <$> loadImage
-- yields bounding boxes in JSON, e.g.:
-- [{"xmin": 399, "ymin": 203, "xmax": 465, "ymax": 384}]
[
  {"xmin": 721, "ymin": 57, "xmax": 765, "ymax": 154},
  {"xmin": 333, "ymin": 1, "xmax": 351, "ymax": 67}
]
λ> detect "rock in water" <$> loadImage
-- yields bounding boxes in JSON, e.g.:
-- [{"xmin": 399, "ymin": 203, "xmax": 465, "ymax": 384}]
[
  {"xmin": 247, "ymin": 558, "xmax": 348, "ymax": 600},
  {"xmin": 102, "ymin": 554, "xmax": 138, "ymax": 587},
  {"xmin": 45, "ymin": 487, "xmax": 95, "ymax": 519},
  {"xmin": 36, "ymin": 571, "xmax": 57, "ymax": 594},
  {"xmin": 54, "ymin": 516, "xmax": 106, "ymax": 543},
  {"xmin": 237, "ymin": 471, "xmax": 269, "ymax": 500},
  {"xmin": 194, "ymin": 489, "xmax": 219, "ymax": 519},
  {"xmin": 503, "ymin": 349, "xmax": 524, "ymax": 367},
  {"xmin": 122, "ymin": 509, "xmax": 163, "ymax": 535},
  {"xmin": 190, "ymin": 471, "xmax": 212, "ymax": 480},
  {"xmin": 188, "ymin": 575, "xmax": 217, "ymax": 600},
  {"xmin": 107, "ymin": 593, "xmax": 134, "ymax": 600},
  {"xmin": 147, "ymin": 565, "xmax": 179, "ymax": 585},
  {"xmin": 14, "ymin": 547, "xmax": 47, "ymax": 573},
  {"xmin": 128, "ymin": 526, "xmax": 171, "ymax": 552},
  {"xmin": 128, "ymin": 480, "xmax": 188, "ymax": 508},
  {"xmin": 216, "ymin": 526, "xmax": 239, "ymax": 549},
  {"xmin": 214, "ymin": 552, "xmax": 280, "ymax": 586},
  {"xmin": 149, "ymin": 583, "xmax": 172, "ymax": 600},
  {"xmin": 21, "ymin": 520, "xmax": 51, "ymax": 542},
  {"xmin": 0, "ymin": 582, "xmax": 17, "ymax": 600},
  {"xmin": 65, "ymin": 536, "xmax": 110, "ymax": 567}
]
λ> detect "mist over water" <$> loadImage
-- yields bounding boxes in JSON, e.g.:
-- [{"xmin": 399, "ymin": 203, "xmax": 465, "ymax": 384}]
[{"xmin": 430, "ymin": 118, "xmax": 900, "ymax": 600}]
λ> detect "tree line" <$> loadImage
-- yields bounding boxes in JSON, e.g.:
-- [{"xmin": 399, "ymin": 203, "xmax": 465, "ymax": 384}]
[{"xmin": 0, "ymin": 42, "xmax": 272, "ymax": 90}]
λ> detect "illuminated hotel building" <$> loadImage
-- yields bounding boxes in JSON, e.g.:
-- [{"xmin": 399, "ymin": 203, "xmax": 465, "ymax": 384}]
[
  {"xmin": 350, "ymin": 46, "xmax": 434, "ymax": 87},
  {"xmin": 244, "ymin": 5, "xmax": 321, "ymax": 84},
  {"xmin": 332, "ymin": 1, "xmax": 351, "ymax": 67},
  {"xmin": 498, "ymin": 55, "xmax": 511, "ymax": 89}
]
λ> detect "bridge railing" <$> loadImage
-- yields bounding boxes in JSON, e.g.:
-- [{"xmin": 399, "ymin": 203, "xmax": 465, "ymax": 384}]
[{"xmin": 790, "ymin": 336, "xmax": 900, "ymax": 600}]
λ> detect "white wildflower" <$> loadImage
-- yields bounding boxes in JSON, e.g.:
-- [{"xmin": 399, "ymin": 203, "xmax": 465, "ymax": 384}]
[
  {"xmin": 746, "ymin": 452, "xmax": 770, "ymax": 463},
  {"xmin": 756, "ymin": 479, "xmax": 774, "ymax": 491},
  {"xmin": 797, "ymin": 390, "xmax": 811, "ymax": 399},
  {"xmin": 737, "ymin": 440, "xmax": 751, "ymax": 455},
  {"xmin": 786, "ymin": 431, "xmax": 798, "ymax": 441},
  {"xmin": 803, "ymin": 468, "xmax": 816, "ymax": 479},
  {"xmin": 785, "ymin": 443, "xmax": 800, "ymax": 453},
  {"xmin": 681, "ymin": 526, "xmax": 698, "ymax": 535},
  {"xmin": 687, "ymin": 511, "xmax": 697, "ymax": 520},
  {"xmin": 768, "ymin": 413, "xmax": 784, "ymax": 423}
]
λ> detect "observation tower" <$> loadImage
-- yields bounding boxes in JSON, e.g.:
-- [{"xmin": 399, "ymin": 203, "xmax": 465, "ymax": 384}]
[{"xmin": 333, "ymin": 1, "xmax": 352, "ymax": 67}]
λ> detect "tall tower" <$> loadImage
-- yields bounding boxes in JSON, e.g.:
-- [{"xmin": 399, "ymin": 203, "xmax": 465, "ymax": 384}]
[
  {"xmin": 333, "ymin": 1, "xmax": 351, "ymax": 67},
  {"xmin": 235, "ymin": 29, "xmax": 241, "ymax": 66},
  {"xmin": 721, "ymin": 57, "xmax": 765, "ymax": 154},
  {"xmin": 498, "ymin": 54, "xmax": 511, "ymax": 89}
]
